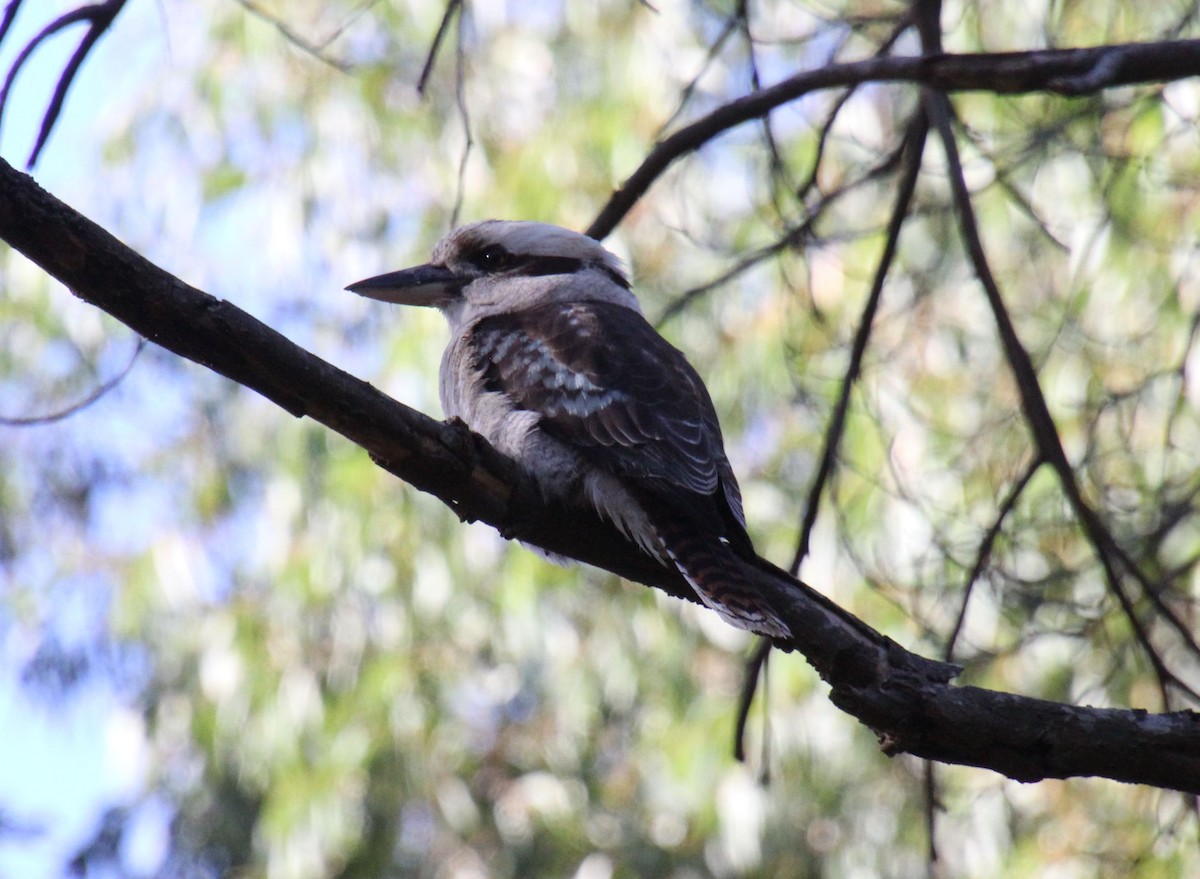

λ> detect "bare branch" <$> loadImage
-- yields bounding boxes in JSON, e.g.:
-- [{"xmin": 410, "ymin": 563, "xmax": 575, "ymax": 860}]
[
  {"xmin": 924, "ymin": 88, "xmax": 1200, "ymax": 703},
  {"xmin": 587, "ymin": 39, "xmax": 1200, "ymax": 240},
  {"xmin": 233, "ymin": 0, "xmax": 354, "ymax": 72},
  {"xmin": 448, "ymin": 3, "xmax": 471, "ymax": 230},
  {"xmin": 943, "ymin": 457, "xmax": 1042, "ymax": 664},
  {"xmin": 789, "ymin": 111, "xmax": 928, "ymax": 576},
  {"xmin": 416, "ymin": 0, "xmax": 462, "ymax": 97},
  {"xmin": 652, "ymin": 7, "xmax": 740, "ymax": 137},
  {"xmin": 733, "ymin": 640, "xmax": 770, "ymax": 763},
  {"xmin": 0, "ymin": 0, "xmax": 128, "ymax": 168},
  {"xmin": 656, "ymin": 132, "xmax": 912, "ymax": 323},
  {"xmin": 5, "ymin": 157, "xmax": 1200, "ymax": 792},
  {"xmin": 0, "ymin": 337, "xmax": 144, "ymax": 426}
]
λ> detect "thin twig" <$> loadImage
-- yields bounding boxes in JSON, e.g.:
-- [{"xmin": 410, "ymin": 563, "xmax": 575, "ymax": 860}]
[
  {"xmin": 733, "ymin": 638, "xmax": 772, "ymax": 763},
  {"xmin": 656, "ymin": 131, "xmax": 913, "ymax": 324},
  {"xmin": 924, "ymin": 761, "xmax": 939, "ymax": 871},
  {"xmin": 653, "ymin": 9, "xmax": 740, "ymax": 136},
  {"xmin": 795, "ymin": 17, "xmax": 912, "ymax": 205},
  {"xmin": 233, "ymin": 0, "xmax": 355, "ymax": 71},
  {"xmin": 587, "ymin": 39, "xmax": 1200, "ymax": 240},
  {"xmin": 789, "ymin": 111, "xmax": 928, "ymax": 575},
  {"xmin": 417, "ymin": 0, "xmax": 462, "ymax": 96},
  {"xmin": 924, "ymin": 88, "xmax": 1200, "ymax": 704},
  {"xmin": 943, "ymin": 457, "xmax": 1042, "ymax": 662},
  {"xmin": 0, "ymin": 337, "xmax": 145, "ymax": 426},
  {"xmin": 448, "ymin": 3, "xmax": 471, "ymax": 229},
  {"xmin": 737, "ymin": 0, "xmax": 795, "ymax": 213}
]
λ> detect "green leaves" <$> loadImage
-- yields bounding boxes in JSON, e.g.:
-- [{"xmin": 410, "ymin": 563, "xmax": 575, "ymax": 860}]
[{"xmin": 4, "ymin": 1, "xmax": 1200, "ymax": 876}]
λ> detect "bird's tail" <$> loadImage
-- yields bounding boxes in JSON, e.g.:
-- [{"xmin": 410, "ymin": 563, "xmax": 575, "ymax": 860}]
[
  {"xmin": 650, "ymin": 513, "xmax": 892, "ymax": 649},
  {"xmin": 641, "ymin": 494, "xmax": 960, "ymax": 683},
  {"xmin": 651, "ymin": 517, "xmax": 793, "ymax": 640}
]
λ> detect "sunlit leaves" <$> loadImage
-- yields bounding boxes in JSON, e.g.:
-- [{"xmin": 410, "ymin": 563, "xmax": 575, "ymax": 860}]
[{"xmin": 4, "ymin": 0, "xmax": 1200, "ymax": 877}]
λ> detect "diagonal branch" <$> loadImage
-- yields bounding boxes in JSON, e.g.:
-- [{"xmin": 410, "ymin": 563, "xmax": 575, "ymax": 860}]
[
  {"xmin": 657, "ymin": 129, "xmax": 915, "ymax": 323},
  {"xmin": 4, "ymin": 158, "xmax": 1200, "ymax": 792},
  {"xmin": 943, "ymin": 456, "xmax": 1043, "ymax": 663},
  {"xmin": 233, "ymin": 0, "xmax": 354, "ymax": 71},
  {"xmin": 587, "ymin": 39, "xmax": 1200, "ymax": 239},
  {"xmin": 793, "ymin": 16, "xmax": 913, "ymax": 206},
  {"xmin": 0, "ymin": 0, "xmax": 128, "ymax": 168},
  {"xmin": 416, "ymin": 0, "xmax": 462, "ymax": 96},
  {"xmin": 923, "ymin": 89, "xmax": 1200, "ymax": 703},
  {"xmin": 789, "ymin": 110, "xmax": 929, "ymax": 575},
  {"xmin": 0, "ymin": 336, "xmax": 144, "ymax": 426}
]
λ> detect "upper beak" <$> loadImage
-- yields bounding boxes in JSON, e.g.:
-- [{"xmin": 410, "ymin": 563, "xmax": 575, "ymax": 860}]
[{"xmin": 345, "ymin": 263, "xmax": 460, "ymax": 307}]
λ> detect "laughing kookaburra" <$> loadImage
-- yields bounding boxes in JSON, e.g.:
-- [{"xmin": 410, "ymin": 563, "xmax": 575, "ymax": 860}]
[{"xmin": 348, "ymin": 220, "xmax": 793, "ymax": 639}]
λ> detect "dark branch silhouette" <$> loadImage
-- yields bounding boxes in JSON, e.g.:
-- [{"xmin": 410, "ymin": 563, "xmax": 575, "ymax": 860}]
[
  {"xmin": 4, "ymin": 156, "xmax": 1200, "ymax": 793},
  {"xmin": 789, "ymin": 111, "xmax": 928, "ymax": 577},
  {"xmin": 586, "ymin": 39, "xmax": 1200, "ymax": 240},
  {"xmin": 0, "ymin": 0, "xmax": 127, "ymax": 168},
  {"xmin": 416, "ymin": 0, "xmax": 462, "ymax": 96}
]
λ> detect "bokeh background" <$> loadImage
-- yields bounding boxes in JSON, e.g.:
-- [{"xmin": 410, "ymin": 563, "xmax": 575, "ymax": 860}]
[{"xmin": 2, "ymin": 1, "xmax": 1200, "ymax": 876}]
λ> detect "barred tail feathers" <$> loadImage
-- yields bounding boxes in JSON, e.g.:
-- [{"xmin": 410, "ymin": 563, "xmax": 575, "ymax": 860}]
[{"xmin": 653, "ymin": 518, "xmax": 792, "ymax": 640}]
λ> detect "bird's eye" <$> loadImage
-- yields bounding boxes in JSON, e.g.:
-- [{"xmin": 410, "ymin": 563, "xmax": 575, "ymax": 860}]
[{"xmin": 471, "ymin": 244, "xmax": 511, "ymax": 272}]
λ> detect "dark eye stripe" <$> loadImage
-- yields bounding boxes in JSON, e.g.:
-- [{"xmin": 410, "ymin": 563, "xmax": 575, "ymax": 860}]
[
  {"xmin": 464, "ymin": 244, "xmax": 630, "ymax": 290},
  {"xmin": 513, "ymin": 255, "xmax": 631, "ymax": 290},
  {"xmin": 518, "ymin": 255, "xmax": 585, "ymax": 277}
]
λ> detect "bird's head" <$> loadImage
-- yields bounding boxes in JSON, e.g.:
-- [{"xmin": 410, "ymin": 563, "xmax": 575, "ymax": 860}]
[{"xmin": 347, "ymin": 220, "xmax": 637, "ymax": 326}]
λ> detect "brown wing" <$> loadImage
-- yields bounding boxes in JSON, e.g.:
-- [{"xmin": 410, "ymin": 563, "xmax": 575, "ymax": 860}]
[{"xmin": 470, "ymin": 301, "xmax": 748, "ymax": 539}]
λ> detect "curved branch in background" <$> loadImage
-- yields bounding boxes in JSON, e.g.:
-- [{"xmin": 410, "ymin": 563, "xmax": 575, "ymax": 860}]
[
  {"xmin": 943, "ymin": 457, "xmax": 1042, "ymax": 664},
  {"xmin": 0, "ymin": 336, "xmax": 144, "ymax": 426},
  {"xmin": 4, "ymin": 158, "xmax": 1200, "ymax": 793},
  {"xmin": 0, "ymin": 0, "xmax": 128, "ymax": 168},
  {"xmin": 656, "ymin": 131, "xmax": 913, "ymax": 324},
  {"xmin": 792, "ymin": 16, "xmax": 913, "ymax": 205},
  {"xmin": 232, "ymin": 0, "xmax": 355, "ymax": 71},
  {"xmin": 586, "ymin": 39, "xmax": 1200, "ymax": 239}
]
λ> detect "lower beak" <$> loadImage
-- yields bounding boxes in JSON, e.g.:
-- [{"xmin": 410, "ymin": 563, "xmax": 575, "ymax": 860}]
[{"xmin": 346, "ymin": 263, "xmax": 459, "ymax": 307}]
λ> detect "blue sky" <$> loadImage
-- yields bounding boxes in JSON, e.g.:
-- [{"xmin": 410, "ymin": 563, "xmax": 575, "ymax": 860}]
[{"xmin": 0, "ymin": 3, "xmax": 164, "ymax": 876}]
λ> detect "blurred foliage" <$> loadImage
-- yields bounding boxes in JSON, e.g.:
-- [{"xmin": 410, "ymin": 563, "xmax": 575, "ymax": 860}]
[{"xmin": 2, "ymin": 0, "xmax": 1200, "ymax": 877}]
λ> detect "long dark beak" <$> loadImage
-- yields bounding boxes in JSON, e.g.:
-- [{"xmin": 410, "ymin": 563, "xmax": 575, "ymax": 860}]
[{"xmin": 346, "ymin": 263, "xmax": 459, "ymax": 307}]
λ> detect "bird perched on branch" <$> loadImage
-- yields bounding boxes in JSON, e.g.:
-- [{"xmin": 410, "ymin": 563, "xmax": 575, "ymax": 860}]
[{"xmin": 348, "ymin": 220, "xmax": 795, "ymax": 639}]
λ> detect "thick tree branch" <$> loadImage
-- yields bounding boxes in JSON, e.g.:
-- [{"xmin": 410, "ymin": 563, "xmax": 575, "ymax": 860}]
[
  {"xmin": 3, "ymin": 159, "xmax": 1200, "ymax": 792},
  {"xmin": 0, "ymin": 159, "xmax": 687, "ymax": 602}
]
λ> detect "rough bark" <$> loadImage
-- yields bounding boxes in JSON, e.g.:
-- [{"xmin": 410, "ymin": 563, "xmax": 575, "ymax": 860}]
[{"xmin": 5, "ymin": 157, "xmax": 1199, "ymax": 792}]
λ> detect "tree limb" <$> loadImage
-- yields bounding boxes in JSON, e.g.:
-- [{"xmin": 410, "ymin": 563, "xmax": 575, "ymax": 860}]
[
  {"xmin": 587, "ymin": 39, "xmax": 1200, "ymax": 238},
  {"xmin": 0, "ymin": 0, "xmax": 129, "ymax": 168},
  {"xmin": 923, "ymin": 88, "xmax": 1200, "ymax": 703},
  {"xmin": 4, "ymin": 158, "xmax": 1200, "ymax": 792}
]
